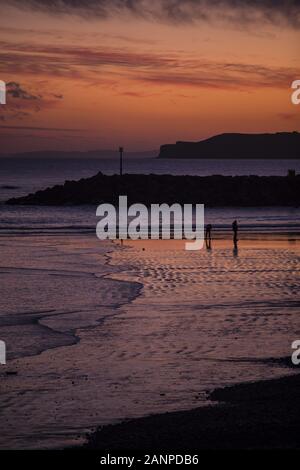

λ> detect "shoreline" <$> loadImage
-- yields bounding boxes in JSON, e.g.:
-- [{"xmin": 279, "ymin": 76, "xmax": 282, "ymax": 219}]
[
  {"xmin": 0, "ymin": 235, "xmax": 144, "ymax": 449},
  {"xmin": 1, "ymin": 233, "xmax": 299, "ymax": 448},
  {"xmin": 120, "ymin": 237, "xmax": 300, "ymax": 251},
  {"xmin": 0, "ymin": 236, "xmax": 142, "ymax": 362},
  {"xmin": 85, "ymin": 361, "xmax": 300, "ymax": 450},
  {"xmin": 82, "ymin": 240, "xmax": 300, "ymax": 451}
]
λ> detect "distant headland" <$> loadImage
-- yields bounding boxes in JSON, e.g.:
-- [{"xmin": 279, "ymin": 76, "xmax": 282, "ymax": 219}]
[{"xmin": 158, "ymin": 132, "xmax": 300, "ymax": 159}]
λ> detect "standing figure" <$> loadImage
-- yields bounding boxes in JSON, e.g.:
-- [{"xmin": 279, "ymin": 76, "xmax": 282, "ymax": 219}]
[
  {"xmin": 232, "ymin": 220, "xmax": 238, "ymax": 249},
  {"xmin": 205, "ymin": 223, "xmax": 212, "ymax": 249}
]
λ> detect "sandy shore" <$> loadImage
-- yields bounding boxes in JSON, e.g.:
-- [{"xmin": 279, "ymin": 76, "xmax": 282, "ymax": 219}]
[
  {"xmin": 86, "ymin": 361, "xmax": 300, "ymax": 450},
  {"xmin": 121, "ymin": 237, "xmax": 300, "ymax": 251},
  {"xmin": 84, "ymin": 238, "xmax": 300, "ymax": 450},
  {"xmin": 1, "ymin": 234, "xmax": 299, "ymax": 449}
]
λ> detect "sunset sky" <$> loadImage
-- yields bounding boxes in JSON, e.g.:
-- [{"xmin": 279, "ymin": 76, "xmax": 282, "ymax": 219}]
[{"xmin": 0, "ymin": 0, "xmax": 299, "ymax": 153}]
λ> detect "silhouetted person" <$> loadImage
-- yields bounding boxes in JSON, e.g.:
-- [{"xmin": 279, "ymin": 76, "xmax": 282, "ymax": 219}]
[
  {"xmin": 205, "ymin": 223, "xmax": 212, "ymax": 249},
  {"xmin": 232, "ymin": 220, "xmax": 238, "ymax": 249}
]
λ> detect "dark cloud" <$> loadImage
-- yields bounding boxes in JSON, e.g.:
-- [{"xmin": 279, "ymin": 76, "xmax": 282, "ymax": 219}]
[
  {"xmin": 0, "ymin": 81, "xmax": 64, "ymax": 122},
  {"xmin": 0, "ymin": 42, "xmax": 176, "ymax": 69},
  {"xmin": 0, "ymin": 42, "xmax": 298, "ymax": 91},
  {"xmin": 7, "ymin": 81, "xmax": 39, "ymax": 100},
  {"xmin": 0, "ymin": 111, "xmax": 30, "ymax": 122},
  {"xmin": 8, "ymin": 0, "xmax": 300, "ymax": 27}
]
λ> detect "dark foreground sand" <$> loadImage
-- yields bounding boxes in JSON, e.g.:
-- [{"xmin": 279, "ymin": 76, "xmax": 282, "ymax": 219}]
[{"xmin": 86, "ymin": 363, "xmax": 300, "ymax": 450}]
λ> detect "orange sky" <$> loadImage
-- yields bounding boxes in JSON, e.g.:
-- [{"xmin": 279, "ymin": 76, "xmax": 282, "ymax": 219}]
[{"xmin": 0, "ymin": 1, "xmax": 299, "ymax": 152}]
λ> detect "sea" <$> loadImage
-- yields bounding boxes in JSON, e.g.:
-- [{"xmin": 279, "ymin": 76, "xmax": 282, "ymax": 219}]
[
  {"xmin": 0, "ymin": 157, "xmax": 299, "ymax": 449},
  {"xmin": 1, "ymin": 157, "xmax": 300, "ymax": 236}
]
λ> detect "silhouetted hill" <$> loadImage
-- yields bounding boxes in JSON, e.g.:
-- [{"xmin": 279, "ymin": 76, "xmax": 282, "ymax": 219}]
[
  {"xmin": 6, "ymin": 172, "xmax": 300, "ymax": 207},
  {"xmin": 158, "ymin": 132, "xmax": 300, "ymax": 159}
]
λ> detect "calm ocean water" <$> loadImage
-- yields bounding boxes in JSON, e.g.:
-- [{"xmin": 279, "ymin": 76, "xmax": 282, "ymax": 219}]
[
  {"xmin": 1, "ymin": 156, "xmax": 300, "ymax": 201},
  {"xmin": 1, "ymin": 157, "xmax": 300, "ymax": 236}
]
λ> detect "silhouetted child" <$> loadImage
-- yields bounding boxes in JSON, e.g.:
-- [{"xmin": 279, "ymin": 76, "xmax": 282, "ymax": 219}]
[
  {"xmin": 205, "ymin": 224, "xmax": 212, "ymax": 249},
  {"xmin": 232, "ymin": 220, "xmax": 238, "ymax": 248}
]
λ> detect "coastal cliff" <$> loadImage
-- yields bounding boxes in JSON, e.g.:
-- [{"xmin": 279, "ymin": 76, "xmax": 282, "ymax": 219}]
[{"xmin": 158, "ymin": 132, "xmax": 300, "ymax": 159}]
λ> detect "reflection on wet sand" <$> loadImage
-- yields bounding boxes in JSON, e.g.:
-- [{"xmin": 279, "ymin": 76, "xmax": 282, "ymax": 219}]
[{"xmin": 0, "ymin": 234, "xmax": 299, "ymax": 449}]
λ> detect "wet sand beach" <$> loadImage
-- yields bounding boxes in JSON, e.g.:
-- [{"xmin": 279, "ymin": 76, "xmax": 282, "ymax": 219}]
[
  {"xmin": 86, "ymin": 236, "xmax": 300, "ymax": 450},
  {"xmin": 0, "ymin": 233, "xmax": 299, "ymax": 449},
  {"xmin": 87, "ymin": 365, "xmax": 300, "ymax": 450}
]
